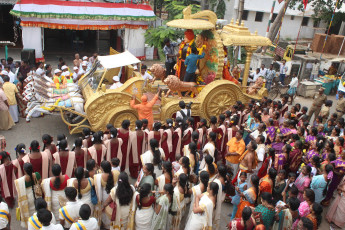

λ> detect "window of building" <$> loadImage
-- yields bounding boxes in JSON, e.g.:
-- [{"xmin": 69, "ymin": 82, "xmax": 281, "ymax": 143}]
[
  {"xmin": 291, "ymin": 15, "xmax": 295, "ymax": 20},
  {"xmin": 242, "ymin": 10, "xmax": 249, "ymax": 21},
  {"xmin": 313, "ymin": 20, "xmax": 320, "ymax": 27},
  {"xmin": 302, "ymin": 17, "xmax": 309, "ymax": 26},
  {"xmin": 272, "ymin": 13, "xmax": 278, "ymax": 22},
  {"xmin": 255, "ymin": 12, "xmax": 264, "ymax": 22}
]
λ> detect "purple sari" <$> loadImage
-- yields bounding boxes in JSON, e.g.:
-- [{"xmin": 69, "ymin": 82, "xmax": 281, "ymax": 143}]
[
  {"xmin": 266, "ymin": 126, "xmax": 276, "ymax": 143},
  {"xmin": 272, "ymin": 142, "xmax": 284, "ymax": 155},
  {"xmin": 279, "ymin": 126, "xmax": 291, "ymax": 135},
  {"xmin": 306, "ymin": 149, "xmax": 318, "ymax": 161},
  {"xmin": 305, "ymin": 135, "xmax": 316, "ymax": 143},
  {"xmin": 324, "ymin": 158, "xmax": 345, "ymax": 202}
]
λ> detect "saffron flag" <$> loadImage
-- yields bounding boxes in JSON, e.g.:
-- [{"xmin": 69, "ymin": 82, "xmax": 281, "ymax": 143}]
[
  {"xmin": 303, "ymin": 0, "xmax": 308, "ymax": 9},
  {"xmin": 278, "ymin": 0, "xmax": 284, "ymax": 3}
]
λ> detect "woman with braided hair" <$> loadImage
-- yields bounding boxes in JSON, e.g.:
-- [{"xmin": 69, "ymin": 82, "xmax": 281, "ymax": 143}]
[
  {"xmin": 0, "ymin": 151, "xmax": 15, "ymax": 208},
  {"xmin": 134, "ymin": 183, "xmax": 155, "ymax": 229},
  {"xmin": 151, "ymin": 183, "xmax": 174, "ymax": 230},
  {"xmin": 22, "ymin": 140, "xmax": 50, "ymax": 179},
  {"xmin": 156, "ymin": 161, "xmax": 174, "ymax": 193},
  {"xmin": 68, "ymin": 167, "xmax": 94, "ymax": 214},
  {"xmin": 41, "ymin": 164, "xmax": 69, "ymax": 220},
  {"xmin": 15, "ymin": 162, "xmax": 42, "ymax": 227}
]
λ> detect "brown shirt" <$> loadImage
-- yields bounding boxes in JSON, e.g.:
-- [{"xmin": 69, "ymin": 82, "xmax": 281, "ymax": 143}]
[
  {"xmin": 312, "ymin": 93, "xmax": 327, "ymax": 107},
  {"xmin": 336, "ymin": 97, "xmax": 345, "ymax": 113}
]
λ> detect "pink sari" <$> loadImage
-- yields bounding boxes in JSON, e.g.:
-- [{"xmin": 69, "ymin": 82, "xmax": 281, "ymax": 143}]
[
  {"xmin": 294, "ymin": 174, "xmax": 311, "ymax": 201},
  {"xmin": 326, "ymin": 177, "xmax": 345, "ymax": 228}
]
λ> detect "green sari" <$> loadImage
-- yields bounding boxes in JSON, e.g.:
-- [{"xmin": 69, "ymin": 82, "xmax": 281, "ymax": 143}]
[
  {"xmin": 139, "ymin": 175, "xmax": 154, "ymax": 191},
  {"xmin": 151, "ymin": 194, "xmax": 170, "ymax": 230}
]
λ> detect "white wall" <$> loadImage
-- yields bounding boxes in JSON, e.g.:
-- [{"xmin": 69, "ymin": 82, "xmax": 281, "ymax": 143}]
[
  {"xmin": 224, "ymin": 0, "xmax": 322, "ymax": 40},
  {"xmin": 241, "ymin": 11, "xmax": 316, "ymax": 39}
]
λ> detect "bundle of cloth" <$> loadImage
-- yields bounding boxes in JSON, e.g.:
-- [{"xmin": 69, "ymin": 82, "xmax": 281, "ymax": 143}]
[{"xmin": 22, "ymin": 72, "xmax": 85, "ymax": 122}]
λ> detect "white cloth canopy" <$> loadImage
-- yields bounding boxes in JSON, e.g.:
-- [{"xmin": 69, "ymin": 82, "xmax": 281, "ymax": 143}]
[{"xmin": 97, "ymin": 51, "xmax": 141, "ymax": 69}]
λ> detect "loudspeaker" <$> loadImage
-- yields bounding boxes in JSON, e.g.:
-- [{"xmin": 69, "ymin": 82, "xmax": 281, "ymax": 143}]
[{"xmin": 21, "ymin": 49, "xmax": 36, "ymax": 67}]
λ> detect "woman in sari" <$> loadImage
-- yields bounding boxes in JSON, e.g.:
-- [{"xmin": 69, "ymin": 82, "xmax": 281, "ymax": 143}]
[
  {"xmin": 229, "ymin": 206, "xmax": 256, "ymax": 230},
  {"xmin": 292, "ymin": 189, "xmax": 315, "ymax": 229},
  {"xmin": 235, "ymin": 175, "xmax": 259, "ymax": 218},
  {"xmin": 22, "ymin": 140, "xmax": 50, "ymax": 180},
  {"xmin": 16, "ymin": 75, "xmax": 26, "ymax": 118},
  {"xmin": 334, "ymin": 137, "xmax": 344, "ymax": 157},
  {"xmin": 136, "ymin": 163, "xmax": 155, "ymax": 191},
  {"xmin": 161, "ymin": 119, "xmax": 174, "ymax": 160},
  {"xmin": 73, "ymin": 138, "xmax": 87, "ymax": 168},
  {"xmin": 156, "ymin": 161, "xmax": 173, "ymax": 193},
  {"xmin": 68, "ymin": 167, "xmax": 94, "ymax": 214},
  {"xmin": 171, "ymin": 173, "xmax": 188, "ymax": 230},
  {"xmin": 42, "ymin": 134, "xmax": 57, "ymax": 161},
  {"xmin": 15, "ymin": 163, "xmax": 41, "ymax": 228},
  {"xmin": 310, "ymin": 164, "xmax": 333, "ymax": 203},
  {"xmin": 266, "ymin": 118, "xmax": 276, "ymax": 144},
  {"xmin": 200, "ymin": 155, "xmax": 217, "ymax": 181},
  {"xmin": 95, "ymin": 161, "xmax": 120, "ymax": 229},
  {"xmin": 288, "ymin": 140, "xmax": 303, "ymax": 173},
  {"xmin": 134, "ymin": 183, "xmax": 155, "ymax": 230},
  {"xmin": 151, "ymin": 183, "xmax": 173, "ymax": 230},
  {"xmin": 200, "ymin": 132, "xmax": 216, "ymax": 169},
  {"xmin": 187, "ymin": 142, "xmax": 200, "ymax": 175},
  {"xmin": 53, "ymin": 139, "xmax": 76, "ymax": 178},
  {"xmin": 41, "ymin": 164, "xmax": 69, "ymax": 220},
  {"xmin": 259, "ymin": 168, "xmax": 276, "ymax": 194},
  {"xmin": 322, "ymin": 140, "xmax": 335, "ymax": 160},
  {"xmin": 186, "ymin": 171, "xmax": 209, "ymax": 224},
  {"xmin": 274, "ymin": 144, "xmax": 291, "ymax": 172},
  {"xmin": 295, "ymin": 165, "xmax": 312, "ymax": 201},
  {"xmin": 254, "ymin": 192, "xmax": 276, "ymax": 229},
  {"xmin": 13, "ymin": 143, "xmax": 26, "ymax": 178},
  {"xmin": 304, "ymin": 203, "xmax": 323, "ymax": 230},
  {"xmin": 322, "ymin": 149, "xmax": 345, "ymax": 206},
  {"xmin": 87, "ymin": 132, "xmax": 107, "ymax": 168},
  {"xmin": 272, "ymin": 197, "xmax": 300, "ymax": 230},
  {"xmin": 141, "ymin": 139, "xmax": 166, "ymax": 177},
  {"xmin": 171, "ymin": 117, "xmax": 183, "ymax": 161},
  {"xmin": 305, "ymin": 127, "xmax": 317, "ymax": 144},
  {"xmin": 186, "ymin": 182, "xmax": 218, "ymax": 230},
  {"xmin": 326, "ymin": 176, "xmax": 345, "ymax": 228},
  {"xmin": 102, "ymin": 172, "xmax": 136, "ymax": 230}
]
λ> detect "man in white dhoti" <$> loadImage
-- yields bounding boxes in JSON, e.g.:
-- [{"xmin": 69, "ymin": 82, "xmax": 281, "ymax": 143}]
[
  {"xmin": 2, "ymin": 75, "xmax": 19, "ymax": 123},
  {"xmin": 109, "ymin": 75, "xmax": 123, "ymax": 89}
]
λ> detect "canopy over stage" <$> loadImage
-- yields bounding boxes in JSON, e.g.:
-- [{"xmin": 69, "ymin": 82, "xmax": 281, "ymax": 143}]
[{"xmin": 10, "ymin": 0, "xmax": 156, "ymax": 60}]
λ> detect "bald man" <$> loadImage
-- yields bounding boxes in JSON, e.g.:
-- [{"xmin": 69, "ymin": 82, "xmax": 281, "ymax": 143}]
[{"xmin": 130, "ymin": 88, "xmax": 161, "ymax": 130}]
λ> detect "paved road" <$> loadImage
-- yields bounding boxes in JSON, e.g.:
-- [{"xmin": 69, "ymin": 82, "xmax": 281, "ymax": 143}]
[{"xmin": 0, "ymin": 94, "xmax": 339, "ymax": 229}]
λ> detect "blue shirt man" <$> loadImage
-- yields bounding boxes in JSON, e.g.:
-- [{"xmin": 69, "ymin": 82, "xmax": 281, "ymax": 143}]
[{"xmin": 183, "ymin": 46, "xmax": 205, "ymax": 82}]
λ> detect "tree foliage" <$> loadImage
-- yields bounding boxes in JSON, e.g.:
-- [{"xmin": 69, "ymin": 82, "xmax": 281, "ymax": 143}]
[
  {"xmin": 289, "ymin": 0, "xmax": 344, "ymax": 24},
  {"xmin": 164, "ymin": 0, "xmax": 200, "ymax": 19}
]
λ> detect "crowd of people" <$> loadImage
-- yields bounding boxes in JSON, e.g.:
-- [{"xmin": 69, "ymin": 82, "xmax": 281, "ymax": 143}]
[{"xmin": 0, "ymin": 86, "xmax": 344, "ymax": 229}]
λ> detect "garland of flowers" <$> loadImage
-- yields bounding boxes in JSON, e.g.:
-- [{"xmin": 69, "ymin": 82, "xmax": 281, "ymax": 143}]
[{"xmin": 176, "ymin": 39, "xmax": 195, "ymax": 78}]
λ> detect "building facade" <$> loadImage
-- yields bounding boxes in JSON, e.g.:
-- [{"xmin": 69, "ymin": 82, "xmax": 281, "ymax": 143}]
[{"xmin": 224, "ymin": 0, "xmax": 327, "ymax": 40}]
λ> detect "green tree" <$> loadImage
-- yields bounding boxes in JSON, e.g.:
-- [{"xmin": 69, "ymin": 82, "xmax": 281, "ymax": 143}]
[{"xmin": 268, "ymin": 0, "xmax": 344, "ymax": 43}]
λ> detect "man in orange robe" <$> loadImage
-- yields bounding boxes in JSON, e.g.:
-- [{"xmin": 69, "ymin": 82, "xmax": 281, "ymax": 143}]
[{"xmin": 130, "ymin": 88, "xmax": 161, "ymax": 130}]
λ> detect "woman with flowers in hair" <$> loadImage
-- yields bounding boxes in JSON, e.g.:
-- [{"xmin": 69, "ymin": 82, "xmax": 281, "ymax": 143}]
[
  {"xmin": 87, "ymin": 131, "xmax": 107, "ymax": 169},
  {"xmin": 53, "ymin": 139, "xmax": 76, "ymax": 178},
  {"xmin": 161, "ymin": 119, "xmax": 174, "ymax": 161},
  {"xmin": 22, "ymin": 140, "xmax": 50, "ymax": 179},
  {"xmin": 0, "ymin": 151, "xmax": 15, "ymax": 208},
  {"xmin": 13, "ymin": 143, "xmax": 27, "ymax": 178}
]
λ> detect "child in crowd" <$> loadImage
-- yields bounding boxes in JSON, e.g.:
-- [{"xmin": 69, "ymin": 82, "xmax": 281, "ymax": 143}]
[
  {"xmin": 59, "ymin": 187, "xmax": 82, "ymax": 229},
  {"xmin": 37, "ymin": 209, "xmax": 63, "ymax": 230},
  {"xmin": 28, "ymin": 198, "xmax": 56, "ymax": 230},
  {"xmin": 111, "ymin": 157, "xmax": 120, "ymax": 172},
  {"xmin": 230, "ymin": 172, "xmax": 247, "ymax": 220},
  {"xmin": 0, "ymin": 195, "xmax": 10, "ymax": 230},
  {"xmin": 69, "ymin": 204, "xmax": 98, "ymax": 230}
]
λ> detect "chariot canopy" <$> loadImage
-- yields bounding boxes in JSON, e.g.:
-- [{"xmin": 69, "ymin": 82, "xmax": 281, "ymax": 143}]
[{"xmin": 97, "ymin": 51, "xmax": 141, "ymax": 69}]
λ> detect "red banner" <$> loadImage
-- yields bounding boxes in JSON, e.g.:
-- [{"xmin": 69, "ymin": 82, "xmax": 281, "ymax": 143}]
[{"xmin": 303, "ymin": 0, "xmax": 308, "ymax": 9}]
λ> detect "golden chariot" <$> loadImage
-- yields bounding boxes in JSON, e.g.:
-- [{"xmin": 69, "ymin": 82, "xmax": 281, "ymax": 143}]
[{"xmin": 58, "ymin": 6, "xmax": 272, "ymax": 134}]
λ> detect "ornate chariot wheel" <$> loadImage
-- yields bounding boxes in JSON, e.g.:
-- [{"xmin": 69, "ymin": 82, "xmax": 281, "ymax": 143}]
[
  {"xmin": 109, "ymin": 109, "xmax": 138, "ymax": 130},
  {"xmin": 200, "ymin": 82, "xmax": 239, "ymax": 119}
]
